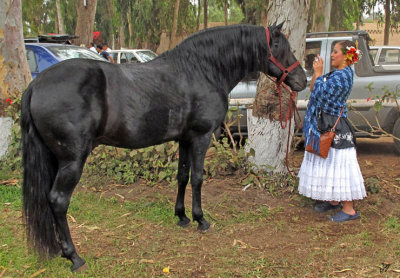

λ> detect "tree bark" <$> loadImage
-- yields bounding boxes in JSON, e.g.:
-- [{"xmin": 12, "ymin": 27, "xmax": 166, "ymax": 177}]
[
  {"xmin": 74, "ymin": 0, "xmax": 98, "ymax": 47},
  {"xmin": 0, "ymin": 0, "xmax": 32, "ymax": 116},
  {"xmin": 170, "ymin": 0, "xmax": 180, "ymax": 49},
  {"xmin": 223, "ymin": 0, "xmax": 228, "ymax": 26},
  {"xmin": 246, "ymin": 0, "xmax": 310, "ymax": 173},
  {"xmin": 204, "ymin": 0, "xmax": 208, "ymax": 29},
  {"xmin": 197, "ymin": 0, "xmax": 201, "ymax": 31},
  {"xmin": 127, "ymin": 9, "xmax": 134, "ymax": 48},
  {"xmin": 310, "ymin": 0, "xmax": 332, "ymax": 32},
  {"xmin": 55, "ymin": 0, "xmax": 65, "ymax": 34},
  {"xmin": 384, "ymin": 0, "xmax": 390, "ymax": 45}
]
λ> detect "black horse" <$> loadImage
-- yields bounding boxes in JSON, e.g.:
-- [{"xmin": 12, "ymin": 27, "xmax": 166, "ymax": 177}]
[{"xmin": 21, "ymin": 23, "xmax": 306, "ymax": 271}]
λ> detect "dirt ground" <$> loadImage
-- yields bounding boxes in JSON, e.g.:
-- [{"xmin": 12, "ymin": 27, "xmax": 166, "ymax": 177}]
[{"xmin": 73, "ymin": 137, "xmax": 400, "ymax": 277}]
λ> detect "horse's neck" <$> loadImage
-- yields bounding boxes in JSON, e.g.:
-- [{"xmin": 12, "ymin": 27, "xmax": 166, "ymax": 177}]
[{"xmin": 167, "ymin": 26, "xmax": 266, "ymax": 94}]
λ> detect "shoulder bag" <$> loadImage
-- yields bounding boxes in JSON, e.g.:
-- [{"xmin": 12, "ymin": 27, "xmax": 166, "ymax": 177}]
[{"xmin": 305, "ymin": 107, "xmax": 344, "ymax": 159}]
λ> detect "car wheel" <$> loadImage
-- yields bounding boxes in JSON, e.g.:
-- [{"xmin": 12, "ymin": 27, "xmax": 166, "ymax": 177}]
[{"xmin": 393, "ymin": 118, "xmax": 400, "ymax": 155}]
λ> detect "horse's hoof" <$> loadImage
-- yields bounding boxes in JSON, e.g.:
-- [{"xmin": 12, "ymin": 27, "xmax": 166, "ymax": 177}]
[
  {"xmin": 177, "ymin": 217, "xmax": 191, "ymax": 228},
  {"xmin": 71, "ymin": 259, "xmax": 87, "ymax": 272},
  {"xmin": 197, "ymin": 220, "xmax": 211, "ymax": 232}
]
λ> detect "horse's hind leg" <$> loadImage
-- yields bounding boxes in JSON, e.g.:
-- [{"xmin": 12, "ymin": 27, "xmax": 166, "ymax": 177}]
[
  {"xmin": 175, "ymin": 141, "xmax": 191, "ymax": 227},
  {"xmin": 189, "ymin": 135, "xmax": 211, "ymax": 231},
  {"xmin": 48, "ymin": 158, "xmax": 87, "ymax": 272}
]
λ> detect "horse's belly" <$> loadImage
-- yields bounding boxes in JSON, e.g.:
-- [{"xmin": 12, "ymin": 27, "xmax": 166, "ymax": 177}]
[{"xmin": 99, "ymin": 106, "xmax": 186, "ymax": 149}]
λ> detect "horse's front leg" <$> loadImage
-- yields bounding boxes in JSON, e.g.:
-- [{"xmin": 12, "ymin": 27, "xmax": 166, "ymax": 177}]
[
  {"xmin": 48, "ymin": 160, "xmax": 86, "ymax": 272},
  {"xmin": 189, "ymin": 135, "xmax": 211, "ymax": 231},
  {"xmin": 175, "ymin": 141, "xmax": 191, "ymax": 227}
]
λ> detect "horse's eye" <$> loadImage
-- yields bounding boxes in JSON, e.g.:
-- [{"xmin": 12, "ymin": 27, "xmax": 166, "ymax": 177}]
[{"xmin": 273, "ymin": 43, "xmax": 279, "ymax": 48}]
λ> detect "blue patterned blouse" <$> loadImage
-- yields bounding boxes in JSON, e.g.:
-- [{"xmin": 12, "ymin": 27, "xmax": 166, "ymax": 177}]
[{"xmin": 303, "ymin": 66, "xmax": 354, "ymax": 154}]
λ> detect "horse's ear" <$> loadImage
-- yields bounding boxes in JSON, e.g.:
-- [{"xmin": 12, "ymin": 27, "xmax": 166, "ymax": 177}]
[{"xmin": 276, "ymin": 21, "xmax": 285, "ymax": 31}]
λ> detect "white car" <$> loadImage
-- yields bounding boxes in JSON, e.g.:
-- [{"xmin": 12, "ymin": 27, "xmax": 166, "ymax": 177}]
[
  {"xmin": 369, "ymin": 46, "xmax": 400, "ymax": 71},
  {"xmin": 108, "ymin": 49, "xmax": 158, "ymax": 64}
]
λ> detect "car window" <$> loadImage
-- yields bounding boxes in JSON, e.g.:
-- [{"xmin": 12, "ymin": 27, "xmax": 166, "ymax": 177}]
[
  {"xmin": 304, "ymin": 41, "xmax": 322, "ymax": 78},
  {"xmin": 120, "ymin": 53, "xmax": 128, "ymax": 64},
  {"xmin": 46, "ymin": 45, "xmax": 105, "ymax": 61},
  {"xmin": 369, "ymin": 49, "xmax": 378, "ymax": 64},
  {"xmin": 380, "ymin": 49, "xmax": 400, "ymax": 64},
  {"xmin": 125, "ymin": 53, "xmax": 139, "ymax": 63},
  {"xmin": 136, "ymin": 50, "xmax": 157, "ymax": 62},
  {"xmin": 26, "ymin": 49, "xmax": 38, "ymax": 73}
]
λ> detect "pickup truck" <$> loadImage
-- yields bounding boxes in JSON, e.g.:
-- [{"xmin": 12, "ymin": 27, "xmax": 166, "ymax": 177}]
[{"xmin": 228, "ymin": 30, "xmax": 400, "ymax": 154}]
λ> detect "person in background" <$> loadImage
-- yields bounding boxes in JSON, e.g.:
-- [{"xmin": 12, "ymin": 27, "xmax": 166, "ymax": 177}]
[
  {"xmin": 102, "ymin": 43, "xmax": 112, "ymax": 52},
  {"xmin": 96, "ymin": 44, "xmax": 114, "ymax": 63},
  {"xmin": 298, "ymin": 40, "xmax": 366, "ymax": 223},
  {"xmin": 89, "ymin": 42, "xmax": 97, "ymax": 53}
]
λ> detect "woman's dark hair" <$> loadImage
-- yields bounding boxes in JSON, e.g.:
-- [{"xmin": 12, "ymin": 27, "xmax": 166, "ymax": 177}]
[{"xmin": 337, "ymin": 40, "xmax": 356, "ymax": 54}]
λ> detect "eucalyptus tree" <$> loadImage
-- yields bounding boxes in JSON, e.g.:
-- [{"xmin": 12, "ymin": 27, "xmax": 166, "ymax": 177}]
[
  {"xmin": 115, "ymin": 0, "xmax": 196, "ymax": 50},
  {"xmin": 74, "ymin": 0, "xmax": 98, "ymax": 47},
  {"xmin": 233, "ymin": 0, "xmax": 267, "ymax": 25},
  {"xmin": 0, "ymin": 0, "xmax": 31, "ymax": 114},
  {"xmin": 309, "ymin": 0, "xmax": 332, "ymax": 32},
  {"xmin": 21, "ymin": 0, "xmax": 55, "ymax": 35},
  {"xmin": 247, "ymin": 0, "xmax": 310, "ymax": 173}
]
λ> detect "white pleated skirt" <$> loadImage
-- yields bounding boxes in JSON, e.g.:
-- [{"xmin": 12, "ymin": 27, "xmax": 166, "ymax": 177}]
[{"xmin": 298, "ymin": 147, "xmax": 366, "ymax": 201}]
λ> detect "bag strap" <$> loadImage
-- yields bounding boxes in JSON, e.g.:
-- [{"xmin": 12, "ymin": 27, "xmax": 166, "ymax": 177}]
[{"xmin": 331, "ymin": 107, "xmax": 345, "ymax": 131}]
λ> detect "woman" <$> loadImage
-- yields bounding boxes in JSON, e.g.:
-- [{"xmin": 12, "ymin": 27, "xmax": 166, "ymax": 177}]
[{"xmin": 298, "ymin": 40, "xmax": 367, "ymax": 223}]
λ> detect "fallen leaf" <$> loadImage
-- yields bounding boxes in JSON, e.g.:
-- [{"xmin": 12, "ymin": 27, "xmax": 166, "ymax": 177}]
[
  {"xmin": 85, "ymin": 225, "xmax": 100, "ymax": 231},
  {"xmin": 68, "ymin": 214, "xmax": 76, "ymax": 223},
  {"xmin": 139, "ymin": 259, "xmax": 154, "ymax": 264},
  {"xmin": 29, "ymin": 268, "xmax": 46, "ymax": 278},
  {"xmin": 120, "ymin": 213, "xmax": 132, "ymax": 218},
  {"xmin": 115, "ymin": 193, "xmax": 125, "ymax": 200},
  {"xmin": 365, "ymin": 160, "xmax": 373, "ymax": 166}
]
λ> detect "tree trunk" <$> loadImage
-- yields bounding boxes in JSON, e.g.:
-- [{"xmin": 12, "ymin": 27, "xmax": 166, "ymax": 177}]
[
  {"xmin": 384, "ymin": 0, "xmax": 390, "ymax": 45},
  {"xmin": 310, "ymin": 0, "xmax": 332, "ymax": 32},
  {"xmin": 105, "ymin": 0, "xmax": 114, "ymax": 48},
  {"xmin": 246, "ymin": 0, "xmax": 310, "ymax": 174},
  {"xmin": 0, "ymin": 0, "xmax": 32, "ymax": 116},
  {"xmin": 170, "ymin": 0, "xmax": 180, "ymax": 49},
  {"xmin": 127, "ymin": 9, "xmax": 134, "ymax": 48},
  {"xmin": 197, "ymin": 0, "xmax": 201, "ymax": 31},
  {"xmin": 224, "ymin": 0, "xmax": 228, "ymax": 26},
  {"xmin": 204, "ymin": 0, "xmax": 208, "ymax": 29},
  {"xmin": 74, "ymin": 0, "xmax": 98, "ymax": 47},
  {"xmin": 55, "ymin": 0, "xmax": 65, "ymax": 34}
]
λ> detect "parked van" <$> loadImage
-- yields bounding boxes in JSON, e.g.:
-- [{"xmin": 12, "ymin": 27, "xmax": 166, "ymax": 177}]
[
  {"xmin": 369, "ymin": 46, "xmax": 400, "ymax": 71},
  {"xmin": 108, "ymin": 49, "xmax": 158, "ymax": 64}
]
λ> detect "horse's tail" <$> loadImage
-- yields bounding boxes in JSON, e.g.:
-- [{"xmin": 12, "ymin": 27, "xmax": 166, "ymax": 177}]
[{"xmin": 21, "ymin": 84, "xmax": 60, "ymax": 257}]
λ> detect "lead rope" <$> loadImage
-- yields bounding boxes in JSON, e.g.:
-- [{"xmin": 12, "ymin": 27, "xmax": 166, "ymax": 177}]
[{"xmin": 264, "ymin": 75, "xmax": 302, "ymax": 177}]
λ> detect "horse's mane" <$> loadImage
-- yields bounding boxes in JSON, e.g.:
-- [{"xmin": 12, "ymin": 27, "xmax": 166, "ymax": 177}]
[{"xmin": 156, "ymin": 25, "xmax": 270, "ymax": 88}]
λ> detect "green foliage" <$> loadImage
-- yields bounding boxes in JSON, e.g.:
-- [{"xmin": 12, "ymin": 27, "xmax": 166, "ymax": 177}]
[
  {"xmin": 385, "ymin": 216, "xmax": 400, "ymax": 232},
  {"xmin": 204, "ymin": 137, "xmax": 247, "ymax": 177},
  {"xmin": 365, "ymin": 177, "xmax": 381, "ymax": 194},
  {"xmin": 85, "ymin": 142, "xmax": 180, "ymax": 186}
]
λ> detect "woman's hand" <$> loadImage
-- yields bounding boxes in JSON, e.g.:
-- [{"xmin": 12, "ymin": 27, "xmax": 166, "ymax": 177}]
[
  {"xmin": 310, "ymin": 55, "xmax": 323, "ymax": 92},
  {"xmin": 313, "ymin": 55, "xmax": 323, "ymax": 77}
]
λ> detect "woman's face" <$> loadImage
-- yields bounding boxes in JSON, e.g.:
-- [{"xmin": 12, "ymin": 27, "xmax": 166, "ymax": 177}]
[{"xmin": 331, "ymin": 43, "xmax": 347, "ymax": 69}]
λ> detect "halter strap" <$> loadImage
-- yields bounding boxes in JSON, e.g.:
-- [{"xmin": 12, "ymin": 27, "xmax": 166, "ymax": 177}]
[{"xmin": 265, "ymin": 27, "xmax": 301, "ymax": 85}]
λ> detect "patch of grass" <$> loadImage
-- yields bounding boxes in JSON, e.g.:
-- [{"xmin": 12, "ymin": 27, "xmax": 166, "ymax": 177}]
[
  {"xmin": 385, "ymin": 216, "xmax": 400, "ymax": 232},
  {"xmin": 0, "ymin": 185, "xmax": 22, "ymax": 210}
]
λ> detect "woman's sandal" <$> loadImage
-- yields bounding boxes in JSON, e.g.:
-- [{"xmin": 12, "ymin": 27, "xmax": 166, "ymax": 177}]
[
  {"xmin": 329, "ymin": 210, "xmax": 359, "ymax": 223},
  {"xmin": 314, "ymin": 202, "xmax": 341, "ymax": 212}
]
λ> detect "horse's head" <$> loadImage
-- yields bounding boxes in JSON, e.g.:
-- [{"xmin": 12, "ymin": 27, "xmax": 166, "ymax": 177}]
[{"xmin": 265, "ymin": 23, "xmax": 307, "ymax": 92}]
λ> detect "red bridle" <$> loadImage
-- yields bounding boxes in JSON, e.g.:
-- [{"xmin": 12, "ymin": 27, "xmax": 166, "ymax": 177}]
[{"xmin": 265, "ymin": 27, "xmax": 301, "ymax": 85}]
